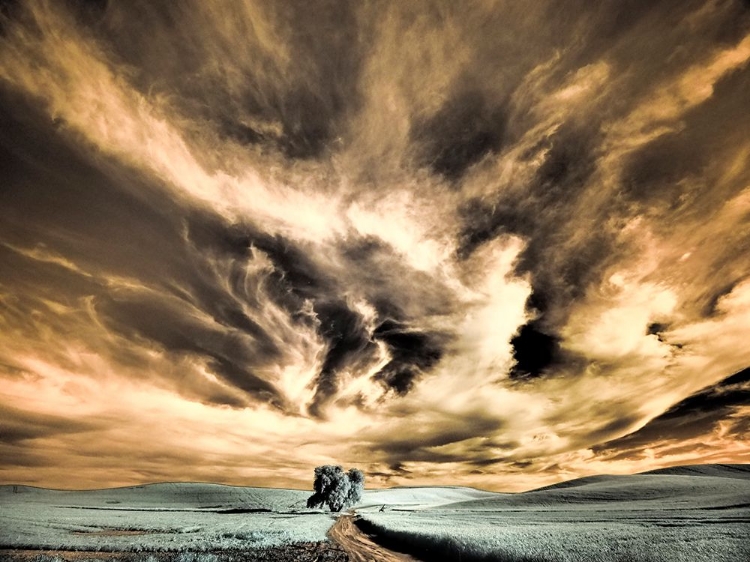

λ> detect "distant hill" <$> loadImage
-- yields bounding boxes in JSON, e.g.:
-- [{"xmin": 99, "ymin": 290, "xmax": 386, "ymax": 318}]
[
  {"xmin": 528, "ymin": 463, "xmax": 750, "ymax": 493},
  {"xmin": 640, "ymin": 463, "xmax": 750, "ymax": 479},
  {"xmin": 417, "ymin": 463, "xmax": 750, "ymax": 512},
  {"xmin": 0, "ymin": 481, "xmax": 311, "ymax": 512}
]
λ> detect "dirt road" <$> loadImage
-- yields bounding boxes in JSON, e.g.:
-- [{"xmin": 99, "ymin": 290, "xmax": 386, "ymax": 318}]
[{"xmin": 327, "ymin": 514, "xmax": 420, "ymax": 562}]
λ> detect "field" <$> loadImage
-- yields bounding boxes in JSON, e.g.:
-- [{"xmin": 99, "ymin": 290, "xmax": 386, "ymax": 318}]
[
  {"xmin": 0, "ymin": 483, "xmax": 336, "ymax": 558},
  {"xmin": 1, "ymin": 464, "xmax": 748, "ymax": 561},
  {"xmin": 357, "ymin": 464, "xmax": 750, "ymax": 562}
]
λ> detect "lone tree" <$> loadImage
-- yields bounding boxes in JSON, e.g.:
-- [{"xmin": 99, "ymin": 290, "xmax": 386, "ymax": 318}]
[{"xmin": 307, "ymin": 465, "xmax": 365, "ymax": 512}]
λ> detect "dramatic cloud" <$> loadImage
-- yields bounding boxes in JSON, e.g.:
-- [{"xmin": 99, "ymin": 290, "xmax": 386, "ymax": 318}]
[
  {"xmin": 0, "ymin": 0, "xmax": 748, "ymax": 491},
  {"xmin": 593, "ymin": 367, "xmax": 750, "ymax": 457}
]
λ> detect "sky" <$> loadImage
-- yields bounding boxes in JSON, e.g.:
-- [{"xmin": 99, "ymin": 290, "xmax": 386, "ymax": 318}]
[{"xmin": 0, "ymin": 0, "xmax": 749, "ymax": 492}]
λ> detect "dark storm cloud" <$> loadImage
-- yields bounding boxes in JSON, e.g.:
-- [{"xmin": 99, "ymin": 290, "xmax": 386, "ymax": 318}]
[
  {"xmin": 337, "ymin": 235, "xmax": 458, "ymax": 321},
  {"xmin": 87, "ymin": 0, "xmax": 368, "ymax": 159},
  {"xmin": 594, "ymin": 367, "xmax": 750, "ymax": 454},
  {"xmin": 0, "ymin": 403, "xmax": 103, "ymax": 444},
  {"xmin": 660, "ymin": 367, "xmax": 750, "ymax": 419},
  {"xmin": 372, "ymin": 319, "xmax": 445, "ymax": 395},
  {"xmin": 2, "ymin": 77, "xmax": 445, "ymax": 413},
  {"xmin": 0, "ymin": 86, "xmax": 307, "ymax": 409},
  {"xmin": 184, "ymin": 214, "xmax": 455, "ymax": 412},
  {"xmin": 457, "ymin": 122, "xmax": 601, "ymax": 250},
  {"xmin": 508, "ymin": 320, "xmax": 561, "ymax": 380},
  {"xmin": 0, "ymin": 87, "xmax": 192, "ymax": 286},
  {"xmin": 457, "ymin": 123, "xmax": 619, "ymax": 331},
  {"xmin": 97, "ymin": 290, "xmax": 284, "ymax": 405},
  {"xmin": 303, "ymin": 277, "xmax": 452, "ymax": 412},
  {"xmin": 615, "ymin": 57, "xmax": 750, "ymax": 316},
  {"xmin": 449, "ymin": 0, "xmax": 750, "ymax": 331},
  {"xmin": 412, "ymin": 89, "xmax": 506, "ymax": 181},
  {"xmin": 359, "ymin": 412, "xmax": 506, "ymax": 467},
  {"xmin": 182, "ymin": 212, "xmax": 334, "ymax": 314},
  {"xmin": 308, "ymin": 299, "xmax": 377, "ymax": 416}
]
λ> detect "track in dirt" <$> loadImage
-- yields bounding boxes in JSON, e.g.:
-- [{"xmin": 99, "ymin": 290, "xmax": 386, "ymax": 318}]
[{"xmin": 327, "ymin": 514, "xmax": 420, "ymax": 562}]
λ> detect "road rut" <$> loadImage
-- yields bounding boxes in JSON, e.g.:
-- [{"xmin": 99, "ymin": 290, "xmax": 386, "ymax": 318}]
[{"xmin": 327, "ymin": 514, "xmax": 420, "ymax": 562}]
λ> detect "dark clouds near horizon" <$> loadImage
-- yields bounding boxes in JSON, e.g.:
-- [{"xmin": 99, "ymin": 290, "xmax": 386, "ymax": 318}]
[{"xmin": 0, "ymin": 0, "xmax": 749, "ymax": 490}]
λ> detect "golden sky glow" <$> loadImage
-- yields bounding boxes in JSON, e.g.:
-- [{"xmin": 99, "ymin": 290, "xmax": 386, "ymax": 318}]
[{"xmin": 0, "ymin": 0, "xmax": 749, "ymax": 492}]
